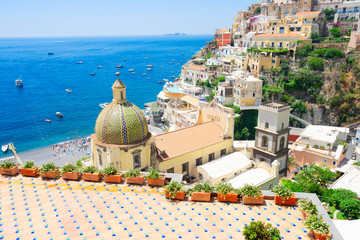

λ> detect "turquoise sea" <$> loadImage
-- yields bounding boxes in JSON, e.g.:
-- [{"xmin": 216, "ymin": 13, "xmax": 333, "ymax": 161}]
[{"xmin": 0, "ymin": 35, "xmax": 211, "ymax": 154}]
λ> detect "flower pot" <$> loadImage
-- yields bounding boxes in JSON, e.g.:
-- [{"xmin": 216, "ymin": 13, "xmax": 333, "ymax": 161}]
[
  {"xmin": 302, "ymin": 212, "xmax": 307, "ymax": 220},
  {"xmin": 243, "ymin": 195, "xmax": 264, "ymax": 205},
  {"xmin": 274, "ymin": 194, "xmax": 297, "ymax": 206},
  {"xmin": 83, "ymin": 172, "xmax": 101, "ymax": 182},
  {"xmin": 165, "ymin": 191, "xmax": 185, "ymax": 200},
  {"xmin": 127, "ymin": 176, "xmax": 145, "ymax": 185},
  {"xmin": 40, "ymin": 169, "xmax": 59, "ymax": 179},
  {"xmin": 20, "ymin": 167, "xmax": 39, "ymax": 177},
  {"xmin": 0, "ymin": 165, "xmax": 19, "ymax": 176},
  {"xmin": 147, "ymin": 177, "xmax": 165, "ymax": 187},
  {"xmin": 104, "ymin": 174, "xmax": 123, "ymax": 183},
  {"xmin": 191, "ymin": 192, "xmax": 211, "ymax": 202},
  {"xmin": 313, "ymin": 230, "xmax": 331, "ymax": 240},
  {"xmin": 62, "ymin": 172, "xmax": 81, "ymax": 181},
  {"xmin": 218, "ymin": 193, "xmax": 238, "ymax": 203}
]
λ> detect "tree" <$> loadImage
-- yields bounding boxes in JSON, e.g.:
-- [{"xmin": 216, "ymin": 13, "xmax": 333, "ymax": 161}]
[
  {"xmin": 243, "ymin": 221, "xmax": 281, "ymax": 240},
  {"xmin": 310, "ymin": 32, "xmax": 322, "ymax": 43},
  {"xmin": 254, "ymin": 7, "xmax": 261, "ymax": 14},
  {"xmin": 340, "ymin": 198, "xmax": 360, "ymax": 219},
  {"xmin": 287, "ymin": 156, "xmax": 299, "ymax": 173},
  {"xmin": 280, "ymin": 59, "xmax": 290, "ymax": 75},
  {"xmin": 241, "ymin": 127, "xmax": 250, "ymax": 140},
  {"xmin": 325, "ymin": 48, "xmax": 344, "ymax": 59},
  {"xmin": 330, "ymin": 27, "xmax": 342, "ymax": 38},
  {"xmin": 295, "ymin": 164, "xmax": 338, "ymax": 189},
  {"xmin": 308, "ymin": 57, "xmax": 324, "ymax": 71},
  {"xmin": 330, "ymin": 189, "xmax": 357, "ymax": 208}
]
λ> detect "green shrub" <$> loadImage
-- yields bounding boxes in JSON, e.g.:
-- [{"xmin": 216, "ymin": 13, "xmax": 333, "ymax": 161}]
[
  {"xmin": 145, "ymin": 168, "xmax": 162, "ymax": 179},
  {"xmin": 123, "ymin": 168, "xmax": 141, "ymax": 178},
  {"xmin": 82, "ymin": 165, "xmax": 98, "ymax": 174},
  {"xmin": 298, "ymin": 198, "xmax": 318, "ymax": 215},
  {"xmin": 325, "ymin": 48, "xmax": 344, "ymax": 58},
  {"xmin": 340, "ymin": 198, "xmax": 360, "ymax": 219},
  {"xmin": 271, "ymin": 184, "xmax": 294, "ymax": 198},
  {"xmin": 331, "ymin": 188, "xmax": 358, "ymax": 208},
  {"xmin": 164, "ymin": 181, "xmax": 185, "ymax": 199},
  {"xmin": 101, "ymin": 165, "xmax": 119, "ymax": 175},
  {"xmin": 215, "ymin": 182, "xmax": 237, "ymax": 196},
  {"xmin": 0, "ymin": 160, "xmax": 17, "ymax": 169},
  {"xmin": 242, "ymin": 221, "xmax": 281, "ymax": 240},
  {"xmin": 330, "ymin": 27, "xmax": 342, "ymax": 38},
  {"xmin": 188, "ymin": 182, "xmax": 214, "ymax": 194},
  {"xmin": 76, "ymin": 160, "xmax": 83, "ymax": 168},
  {"xmin": 240, "ymin": 184, "xmax": 262, "ymax": 198},
  {"xmin": 308, "ymin": 57, "xmax": 324, "ymax": 71},
  {"xmin": 304, "ymin": 215, "xmax": 329, "ymax": 235},
  {"xmin": 23, "ymin": 161, "xmax": 36, "ymax": 169},
  {"xmin": 39, "ymin": 162, "xmax": 58, "ymax": 173},
  {"xmin": 61, "ymin": 163, "xmax": 79, "ymax": 173}
]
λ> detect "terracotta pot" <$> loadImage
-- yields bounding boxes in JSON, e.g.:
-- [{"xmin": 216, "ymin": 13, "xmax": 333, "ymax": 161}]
[
  {"xmin": 218, "ymin": 193, "xmax": 238, "ymax": 203},
  {"xmin": 104, "ymin": 174, "xmax": 123, "ymax": 183},
  {"xmin": 313, "ymin": 230, "xmax": 331, "ymax": 240},
  {"xmin": 0, "ymin": 165, "xmax": 19, "ymax": 176},
  {"xmin": 62, "ymin": 172, "xmax": 81, "ymax": 181},
  {"xmin": 20, "ymin": 167, "xmax": 39, "ymax": 177},
  {"xmin": 127, "ymin": 176, "xmax": 145, "ymax": 185},
  {"xmin": 274, "ymin": 194, "xmax": 297, "ymax": 206},
  {"xmin": 165, "ymin": 191, "xmax": 185, "ymax": 200},
  {"xmin": 191, "ymin": 192, "xmax": 211, "ymax": 202},
  {"xmin": 40, "ymin": 169, "xmax": 59, "ymax": 179},
  {"xmin": 301, "ymin": 211, "xmax": 307, "ymax": 220},
  {"xmin": 147, "ymin": 177, "xmax": 165, "ymax": 187},
  {"xmin": 243, "ymin": 195, "xmax": 264, "ymax": 205},
  {"xmin": 83, "ymin": 172, "xmax": 101, "ymax": 182}
]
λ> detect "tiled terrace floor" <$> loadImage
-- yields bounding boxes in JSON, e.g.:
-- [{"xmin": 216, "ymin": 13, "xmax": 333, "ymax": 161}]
[{"xmin": 0, "ymin": 175, "xmax": 313, "ymax": 240}]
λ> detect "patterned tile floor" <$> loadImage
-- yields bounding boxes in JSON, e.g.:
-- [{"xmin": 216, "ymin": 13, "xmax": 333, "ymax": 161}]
[{"xmin": 0, "ymin": 175, "xmax": 314, "ymax": 240}]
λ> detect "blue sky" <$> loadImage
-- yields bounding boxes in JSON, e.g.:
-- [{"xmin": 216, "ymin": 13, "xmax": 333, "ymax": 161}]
[{"xmin": 0, "ymin": 0, "xmax": 258, "ymax": 37}]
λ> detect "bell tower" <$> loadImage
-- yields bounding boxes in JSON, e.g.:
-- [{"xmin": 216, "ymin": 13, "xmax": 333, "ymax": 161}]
[
  {"xmin": 253, "ymin": 102, "xmax": 291, "ymax": 176},
  {"xmin": 112, "ymin": 72, "xmax": 127, "ymax": 103}
]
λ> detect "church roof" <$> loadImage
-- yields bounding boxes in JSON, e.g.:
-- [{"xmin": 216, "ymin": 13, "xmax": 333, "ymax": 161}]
[{"xmin": 112, "ymin": 79, "xmax": 126, "ymax": 88}]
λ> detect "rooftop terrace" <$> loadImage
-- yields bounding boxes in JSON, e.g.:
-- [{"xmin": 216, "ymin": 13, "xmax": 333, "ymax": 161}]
[{"xmin": 0, "ymin": 174, "xmax": 316, "ymax": 239}]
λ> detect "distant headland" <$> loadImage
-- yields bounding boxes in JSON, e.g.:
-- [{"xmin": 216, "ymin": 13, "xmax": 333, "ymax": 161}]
[{"xmin": 161, "ymin": 33, "xmax": 187, "ymax": 36}]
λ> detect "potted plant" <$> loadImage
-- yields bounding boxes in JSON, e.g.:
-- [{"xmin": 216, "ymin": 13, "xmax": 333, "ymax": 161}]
[
  {"xmin": 243, "ymin": 221, "xmax": 281, "ymax": 240},
  {"xmin": 61, "ymin": 163, "xmax": 81, "ymax": 180},
  {"xmin": 82, "ymin": 165, "xmax": 101, "ymax": 182},
  {"xmin": 189, "ymin": 182, "xmax": 214, "ymax": 202},
  {"xmin": 298, "ymin": 198, "xmax": 318, "ymax": 219},
  {"xmin": 0, "ymin": 160, "xmax": 18, "ymax": 176},
  {"xmin": 215, "ymin": 182, "xmax": 238, "ymax": 203},
  {"xmin": 39, "ymin": 162, "xmax": 59, "ymax": 179},
  {"xmin": 20, "ymin": 161, "xmax": 38, "ymax": 177},
  {"xmin": 240, "ymin": 184, "xmax": 264, "ymax": 205},
  {"xmin": 101, "ymin": 165, "xmax": 123, "ymax": 183},
  {"xmin": 271, "ymin": 184, "xmax": 297, "ymax": 206},
  {"xmin": 314, "ymin": 145, "xmax": 319, "ymax": 149},
  {"xmin": 164, "ymin": 181, "xmax": 186, "ymax": 200},
  {"xmin": 304, "ymin": 215, "xmax": 331, "ymax": 240},
  {"xmin": 320, "ymin": 146, "xmax": 325, "ymax": 150},
  {"xmin": 124, "ymin": 169, "xmax": 145, "ymax": 185},
  {"xmin": 145, "ymin": 168, "xmax": 165, "ymax": 187}
]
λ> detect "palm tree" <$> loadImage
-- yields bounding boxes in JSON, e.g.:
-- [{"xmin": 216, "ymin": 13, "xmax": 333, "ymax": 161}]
[{"xmin": 287, "ymin": 156, "xmax": 300, "ymax": 174}]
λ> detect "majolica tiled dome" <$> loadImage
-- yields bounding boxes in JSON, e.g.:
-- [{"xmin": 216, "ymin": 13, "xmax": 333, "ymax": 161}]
[{"xmin": 95, "ymin": 77, "xmax": 149, "ymax": 145}]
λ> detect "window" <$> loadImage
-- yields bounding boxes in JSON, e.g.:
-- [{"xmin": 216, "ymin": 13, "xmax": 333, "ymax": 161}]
[
  {"xmin": 98, "ymin": 153, "xmax": 102, "ymax": 166},
  {"xmin": 279, "ymin": 27, "xmax": 284, "ymax": 34},
  {"xmin": 272, "ymin": 59, "xmax": 275, "ymax": 63},
  {"xmin": 281, "ymin": 122, "xmax": 285, "ymax": 129},
  {"xmin": 133, "ymin": 154, "xmax": 141, "ymax": 168},
  {"xmin": 296, "ymin": 27, "xmax": 301, "ymax": 31},
  {"xmin": 196, "ymin": 157, "xmax": 202, "ymax": 166},
  {"xmin": 182, "ymin": 162, "xmax": 189, "ymax": 175},
  {"xmin": 332, "ymin": 161, "xmax": 337, "ymax": 166},
  {"xmin": 262, "ymin": 136, "xmax": 268, "ymax": 149},
  {"xmin": 265, "ymin": 122, "xmax": 269, "ymax": 129},
  {"xmin": 280, "ymin": 137, "xmax": 285, "ymax": 150},
  {"xmin": 322, "ymin": 158, "xmax": 328, "ymax": 163},
  {"xmin": 221, "ymin": 149, "xmax": 226, "ymax": 156},
  {"xmin": 209, "ymin": 153, "xmax": 215, "ymax": 162},
  {"xmin": 121, "ymin": 91, "xmax": 123, "ymax": 99},
  {"xmin": 279, "ymin": 42, "xmax": 283, "ymax": 48},
  {"xmin": 271, "ymin": 42, "xmax": 275, "ymax": 48},
  {"xmin": 253, "ymin": 92, "xmax": 255, "ymax": 97},
  {"xmin": 167, "ymin": 167, "xmax": 174, "ymax": 173},
  {"xmin": 260, "ymin": 158, "xmax": 266, "ymax": 162}
]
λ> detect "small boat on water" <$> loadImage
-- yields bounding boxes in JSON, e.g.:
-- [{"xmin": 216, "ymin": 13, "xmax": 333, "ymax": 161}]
[
  {"xmin": 15, "ymin": 78, "xmax": 23, "ymax": 88},
  {"xmin": 147, "ymin": 77, "xmax": 151, "ymax": 80},
  {"xmin": 131, "ymin": 72, "xmax": 135, "ymax": 74},
  {"xmin": 171, "ymin": 76, "xmax": 176, "ymax": 78},
  {"xmin": 56, "ymin": 112, "xmax": 63, "ymax": 118},
  {"xmin": 144, "ymin": 57, "xmax": 149, "ymax": 60},
  {"xmin": 97, "ymin": 66, "xmax": 103, "ymax": 68},
  {"xmin": 128, "ymin": 69, "xmax": 134, "ymax": 72},
  {"xmin": 181, "ymin": 53, "xmax": 184, "ymax": 55},
  {"xmin": 123, "ymin": 58, "xmax": 127, "ymax": 61},
  {"xmin": 146, "ymin": 64, "xmax": 153, "ymax": 68},
  {"xmin": 147, "ymin": 68, "xmax": 153, "ymax": 71},
  {"xmin": 171, "ymin": 71, "xmax": 174, "ymax": 73},
  {"xmin": 99, "ymin": 102, "xmax": 109, "ymax": 109},
  {"xmin": 48, "ymin": 52, "xmax": 55, "ymax": 55},
  {"xmin": 90, "ymin": 73, "xmax": 95, "ymax": 76},
  {"xmin": 169, "ymin": 62, "xmax": 173, "ymax": 64},
  {"xmin": 160, "ymin": 66, "xmax": 163, "ymax": 68},
  {"xmin": 115, "ymin": 65, "xmax": 123, "ymax": 68},
  {"xmin": 66, "ymin": 89, "xmax": 72, "ymax": 93},
  {"xmin": 157, "ymin": 80, "xmax": 163, "ymax": 83},
  {"xmin": 163, "ymin": 79, "xmax": 169, "ymax": 82},
  {"xmin": 142, "ymin": 73, "xmax": 147, "ymax": 76},
  {"xmin": 2, "ymin": 144, "xmax": 8, "ymax": 153},
  {"xmin": 77, "ymin": 61, "xmax": 83, "ymax": 64},
  {"xmin": 45, "ymin": 119, "xmax": 51, "ymax": 123}
]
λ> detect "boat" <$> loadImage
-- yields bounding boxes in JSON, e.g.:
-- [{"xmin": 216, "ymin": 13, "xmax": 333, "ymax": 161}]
[
  {"xmin": 169, "ymin": 62, "xmax": 173, "ymax": 64},
  {"xmin": 146, "ymin": 64, "xmax": 153, "ymax": 68},
  {"xmin": 45, "ymin": 119, "xmax": 51, "ymax": 123},
  {"xmin": 99, "ymin": 102, "xmax": 109, "ymax": 109},
  {"xmin": 163, "ymin": 79, "xmax": 169, "ymax": 82},
  {"xmin": 171, "ymin": 71, "xmax": 174, "ymax": 73},
  {"xmin": 90, "ymin": 73, "xmax": 95, "ymax": 76},
  {"xmin": 147, "ymin": 68, "xmax": 153, "ymax": 71},
  {"xmin": 47, "ymin": 52, "xmax": 55, "ymax": 55},
  {"xmin": 115, "ymin": 65, "xmax": 123, "ymax": 68},
  {"xmin": 142, "ymin": 73, "xmax": 147, "ymax": 76},
  {"xmin": 147, "ymin": 78, "xmax": 151, "ymax": 80},
  {"xmin": 56, "ymin": 112, "xmax": 63, "ymax": 118},
  {"xmin": 123, "ymin": 58, "xmax": 127, "ymax": 61},
  {"xmin": 131, "ymin": 72, "xmax": 135, "ymax": 74},
  {"xmin": 157, "ymin": 80, "xmax": 163, "ymax": 83},
  {"xmin": 171, "ymin": 76, "xmax": 176, "ymax": 78},
  {"xmin": 1, "ymin": 144, "xmax": 8, "ymax": 153},
  {"xmin": 15, "ymin": 78, "xmax": 23, "ymax": 88},
  {"xmin": 144, "ymin": 57, "xmax": 149, "ymax": 60},
  {"xmin": 97, "ymin": 66, "xmax": 103, "ymax": 68},
  {"xmin": 128, "ymin": 69, "xmax": 134, "ymax": 72},
  {"xmin": 66, "ymin": 89, "xmax": 72, "ymax": 93},
  {"xmin": 77, "ymin": 61, "xmax": 83, "ymax": 64},
  {"xmin": 181, "ymin": 53, "xmax": 184, "ymax": 55}
]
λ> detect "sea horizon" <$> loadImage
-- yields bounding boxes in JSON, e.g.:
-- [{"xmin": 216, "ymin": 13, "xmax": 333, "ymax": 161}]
[{"xmin": 0, "ymin": 35, "xmax": 212, "ymax": 155}]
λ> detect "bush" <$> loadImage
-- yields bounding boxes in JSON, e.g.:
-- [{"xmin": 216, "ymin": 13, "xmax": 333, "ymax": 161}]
[
  {"xmin": 23, "ymin": 161, "xmax": 36, "ymax": 169},
  {"xmin": 325, "ymin": 48, "xmax": 344, "ymax": 58},
  {"xmin": 164, "ymin": 181, "xmax": 185, "ymax": 199},
  {"xmin": 308, "ymin": 57, "xmax": 324, "ymax": 71},
  {"xmin": 101, "ymin": 165, "xmax": 119, "ymax": 175},
  {"xmin": 331, "ymin": 188, "xmax": 358, "ymax": 208},
  {"xmin": 304, "ymin": 215, "xmax": 330, "ymax": 235},
  {"xmin": 340, "ymin": 198, "xmax": 360, "ymax": 219},
  {"xmin": 188, "ymin": 182, "xmax": 214, "ymax": 194},
  {"xmin": 240, "ymin": 184, "xmax": 262, "ymax": 198},
  {"xmin": 145, "ymin": 168, "xmax": 162, "ymax": 179},
  {"xmin": 243, "ymin": 221, "xmax": 281, "ymax": 240},
  {"xmin": 298, "ymin": 198, "xmax": 319, "ymax": 216},
  {"xmin": 123, "ymin": 168, "xmax": 141, "ymax": 178},
  {"xmin": 0, "ymin": 160, "xmax": 17, "ymax": 169},
  {"xmin": 39, "ymin": 162, "xmax": 57, "ymax": 173},
  {"xmin": 330, "ymin": 27, "xmax": 342, "ymax": 38},
  {"xmin": 61, "ymin": 163, "xmax": 80, "ymax": 173},
  {"xmin": 215, "ymin": 182, "xmax": 236, "ymax": 196},
  {"xmin": 82, "ymin": 165, "xmax": 98, "ymax": 174},
  {"xmin": 310, "ymin": 32, "xmax": 323, "ymax": 43},
  {"xmin": 271, "ymin": 184, "xmax": 294, "ymax": 198}
]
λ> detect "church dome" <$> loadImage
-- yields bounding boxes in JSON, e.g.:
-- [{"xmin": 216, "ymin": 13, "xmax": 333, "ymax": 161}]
[{"xmin": 95, "ymin": 75, "xmax": 149, "ymax": 145}]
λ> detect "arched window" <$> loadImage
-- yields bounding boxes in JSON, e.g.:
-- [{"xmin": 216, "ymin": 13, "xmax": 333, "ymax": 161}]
[
  {"xmin": 260, "ymin": 158, "xmax": 266, "ymax": 162},
  {"xmin": 281, "ymin": 122, "xmax": 285, "ymax": 130},
  {"xmin": 262, "ymin": 136, "xmax": 268, "ymax": 149},
  {"xmin": 265, "ymin": 122, "xmax": 269, "ymax": 129},
  {"xmin": 280, "ymin": 136, "xmax": 285, "ymax": 150}
]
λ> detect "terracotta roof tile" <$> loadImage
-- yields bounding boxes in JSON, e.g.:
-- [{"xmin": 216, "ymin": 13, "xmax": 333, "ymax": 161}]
[
  {"xmin": 184, "ymin": 64, "xmax": 206, "ymax": 71},
  {"xmin": 253, "ymin": 33, "xmax": 303, "ymax": 39},
  {"xmin": 295, "ymin": 11, "xmax": 322, "ymax": 16}
]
